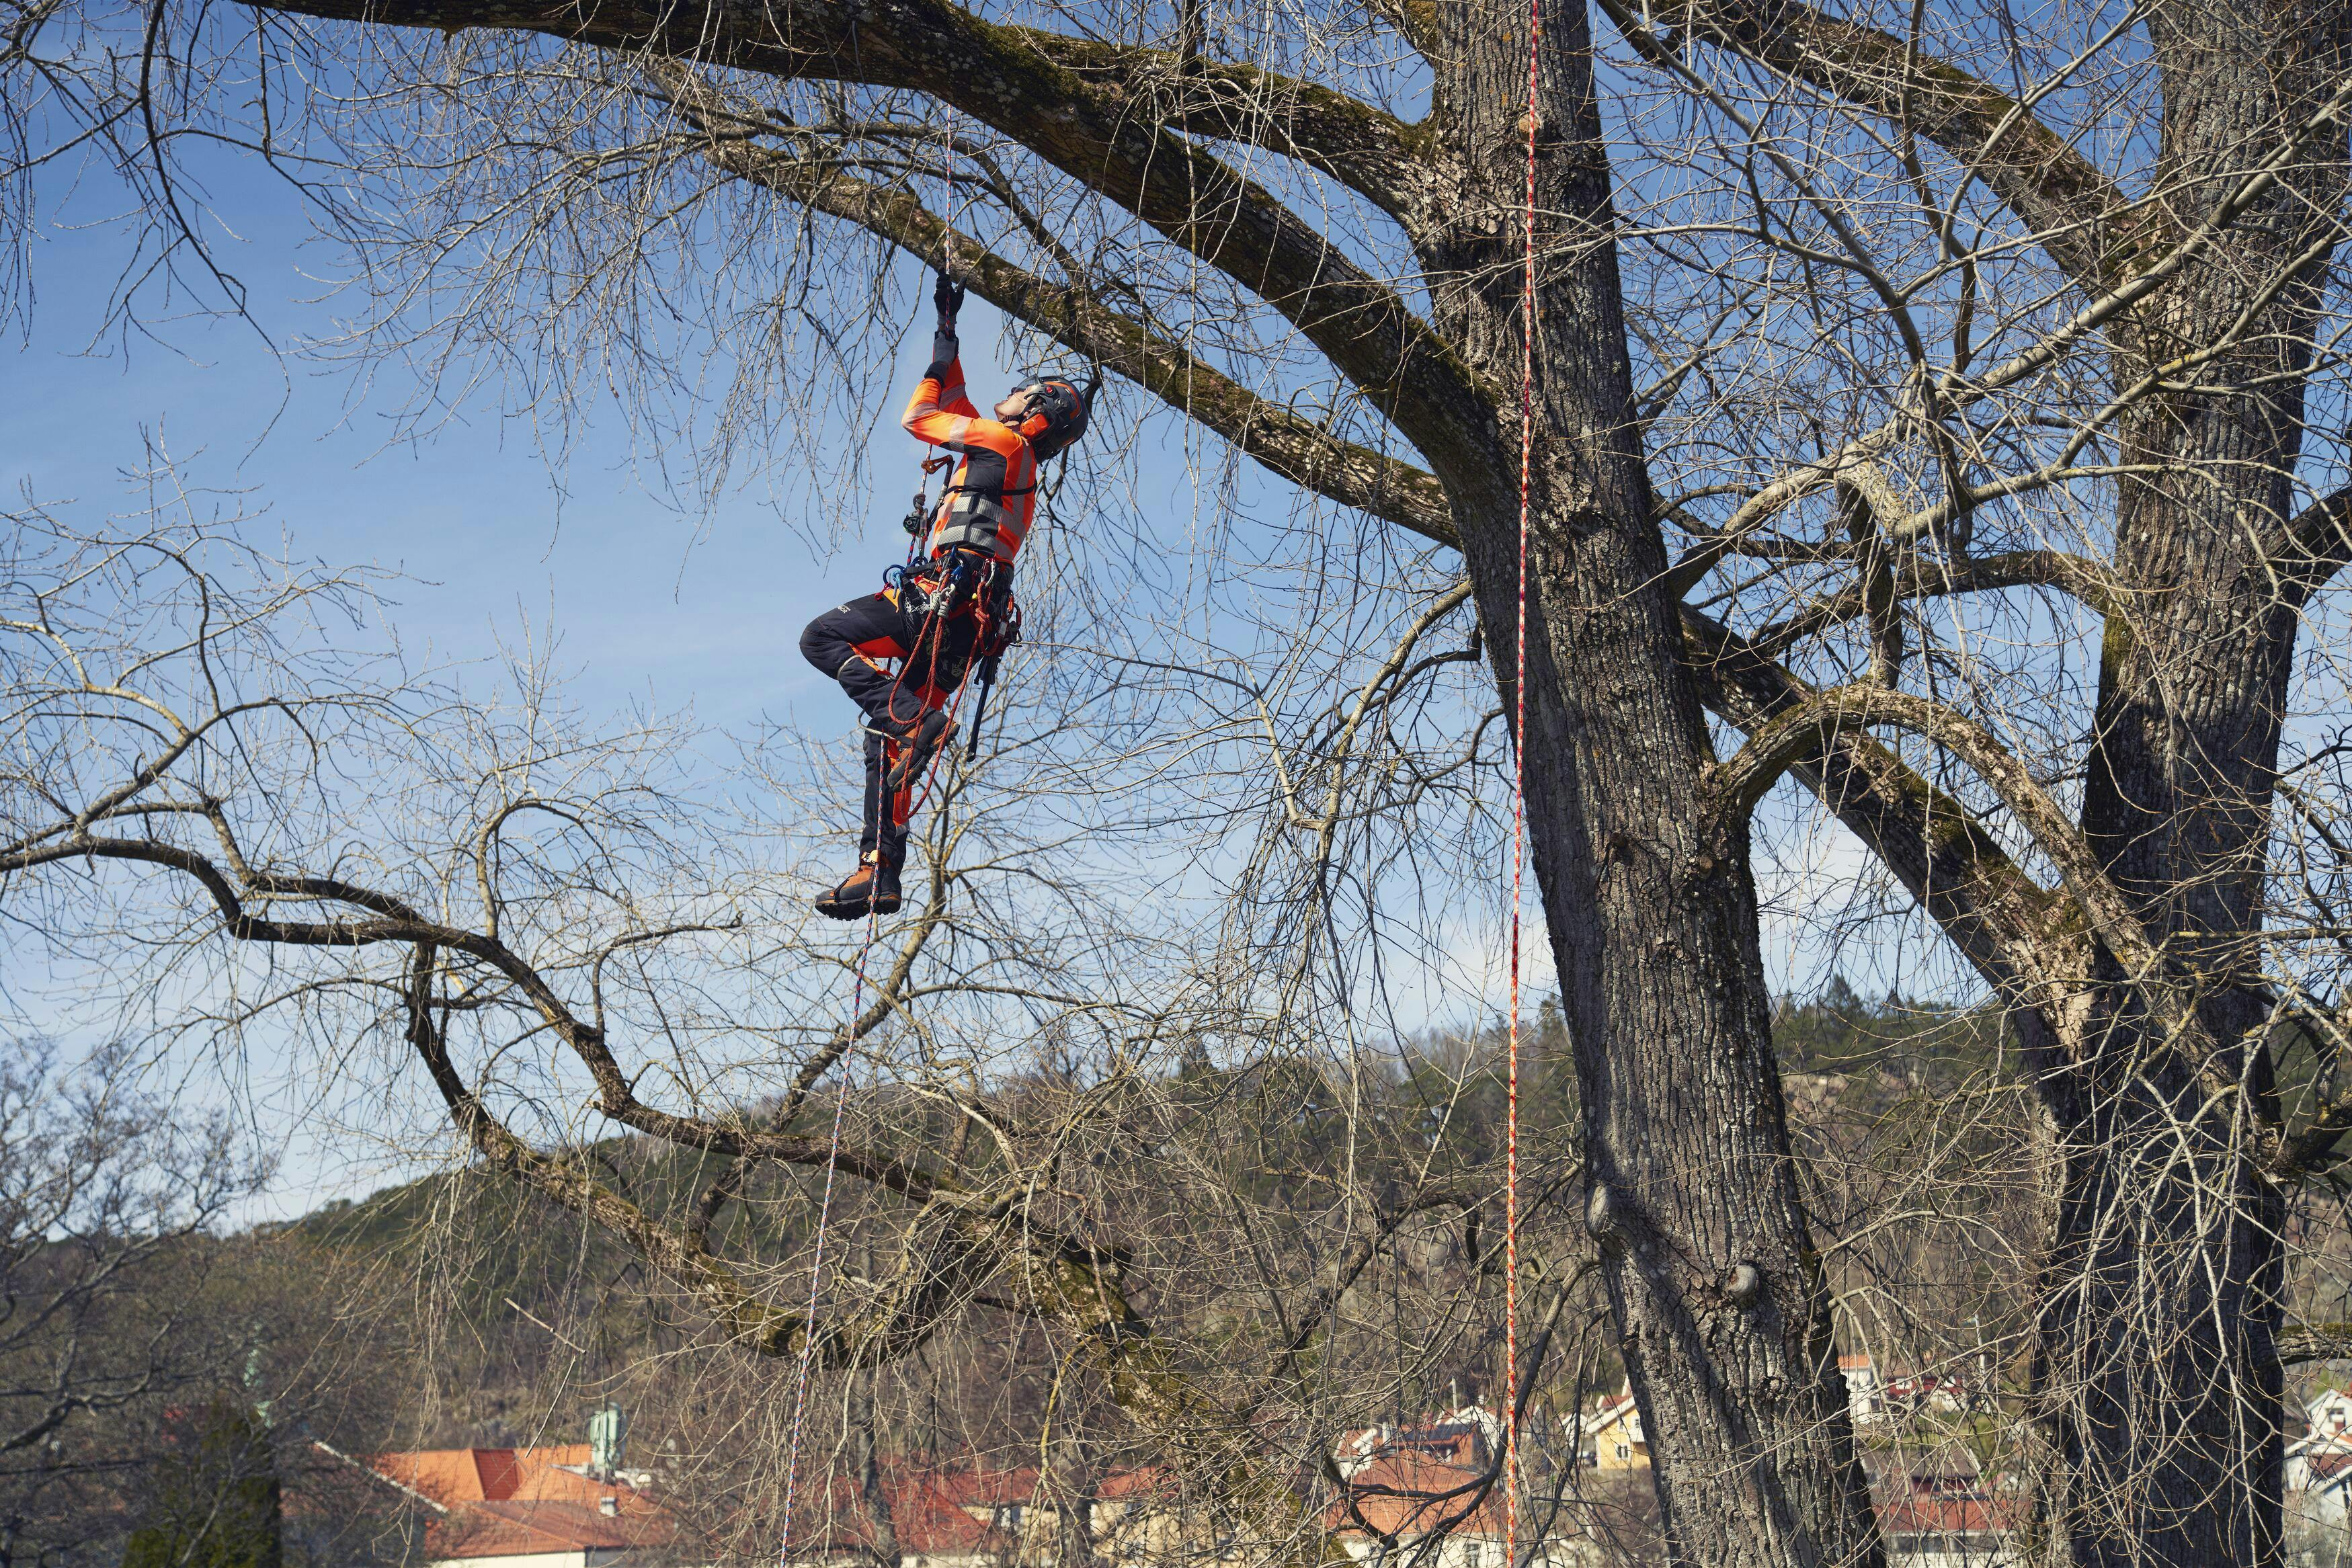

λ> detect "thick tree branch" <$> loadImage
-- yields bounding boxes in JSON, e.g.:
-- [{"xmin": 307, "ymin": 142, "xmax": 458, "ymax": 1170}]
[
  {"xmin": 658, "ymin": 93, "xmax": 1459, "ymax": 544},
  {"xmin": 1002, "ymin": 39, "xmax": 1444, "ymax": 229},
  {"xmin": 0, "ymin": 831, "xmax": 946, "ymax": 1194},
  {"xmin": 1702, "ymin": 682, "xmax": 2164, "ymax": 979},
  {"xmin": 2275, "ymin": 484, "xmax": 2352, "ymax": 600},
  {"xmin": 1748, "ymin": 547, "xmax": 2120, "ymax": 657},
  {"xmin": 233, "ymin": 0, "xmax": 1492, "ymax": 462},
  {"xmin": 1678, "ymin": 608, "xmax": 2082, "ymax": 1018},
  {"xmin": 6, "ymin": 820, "xmax": 1326, "ymax": 1522},
  {"xmin": 1687, "ymin": 614, "xmax": 2279, "ymax": 1142}
]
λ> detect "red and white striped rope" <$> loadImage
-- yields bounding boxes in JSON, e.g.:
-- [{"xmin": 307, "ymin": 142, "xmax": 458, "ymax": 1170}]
[
  {"xmin": 1506, "ymin": 0, "xmax": 1541, "ymax": 1560},
  {"xmin": 776, "ymin": 937, "xmax": 866, "ymax": 1568}
]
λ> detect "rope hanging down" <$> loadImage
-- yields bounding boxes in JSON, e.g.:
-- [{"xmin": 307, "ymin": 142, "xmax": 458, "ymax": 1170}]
[
  {"xmin": 776, "ymin": 922, "xmax": 870, "ymax": 1567},
  {"xmin": 776, "ymin": 593, "xmax": 985, "ymax": 1568},
  {"xmin": 1506, "ymin": 0, "xmax": 1541, "ymax": 1561},
  {"xmin": 779, "ymin": 106, "xmax": 972, "ymax": 1567}
]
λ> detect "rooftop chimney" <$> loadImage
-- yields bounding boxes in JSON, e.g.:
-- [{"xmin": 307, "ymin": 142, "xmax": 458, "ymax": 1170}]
[
  {"xmin": 588, "ymin": 1405, "xmax": 628, "ymax": 1479},
  {"xmin": 600, "ymin": 1496, "xmax": 620, "ymax": 1518}
]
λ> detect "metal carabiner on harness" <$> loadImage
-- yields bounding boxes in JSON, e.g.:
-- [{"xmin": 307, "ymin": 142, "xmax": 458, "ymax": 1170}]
[
  {"xmin": 902, "ymin": 456, "xmax": 955, "ymax": 536},
  {"xmin": 925, "ymin": 548, "xmax": 987, "ymax": 620}
]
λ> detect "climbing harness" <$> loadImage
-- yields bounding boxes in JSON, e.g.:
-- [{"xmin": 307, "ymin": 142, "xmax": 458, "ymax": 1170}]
[
  {"xmin": 961, "ymin": 603, "xmax": 1021, "ymax": 763},
  {"xmin": 881, "ymin": 350, "xmax": 1076, "ymax": 802},
  {"xmin": 1505, "ymin": 0, "xmax": 1540, "ymax": 1560},
  {"xmin": 932, "ymin": 479, "xmax": 1037, "ymax": 561}
]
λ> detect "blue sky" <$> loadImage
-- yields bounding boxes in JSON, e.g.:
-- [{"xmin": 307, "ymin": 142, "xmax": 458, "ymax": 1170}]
[
  {"xmin": 0, "ymin": 181, "xmax": 1023, "ymax": 737},
  {"xmin": 1, "ymin": 111, "xmax": 1940, "ymax": 1219},
  {"xmin": 0, "ymin": 145, "xmax": 1090, "ymax": 1213}
]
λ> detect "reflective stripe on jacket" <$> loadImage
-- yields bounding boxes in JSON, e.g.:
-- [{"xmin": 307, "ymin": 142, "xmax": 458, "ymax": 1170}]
[{"xmin": 901, "ymin": 356, "xmax": 1039, "ymax": 565}]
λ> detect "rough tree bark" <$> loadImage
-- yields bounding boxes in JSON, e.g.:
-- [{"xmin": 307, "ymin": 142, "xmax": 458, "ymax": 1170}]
[
  {"xmin": 25, "ymin": 0, "xmax": 2352, "ymax": 1553},
  {"xmin": 2033, "ymin": 7, "xmax": 2352, "ymax": 1559},
  {"xmin": 1628, "ymin": 0, "xmax": 2352, "ymax": 1556},
  {"xmin": 1416, "ymin": 3, "xmax": 1883, "ymax": 1564}
]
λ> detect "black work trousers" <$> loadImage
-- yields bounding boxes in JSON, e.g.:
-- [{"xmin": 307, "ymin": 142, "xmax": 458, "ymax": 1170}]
[{"xmin": 799, "ymin": 590, "xmax": 979, "ymax": 868}]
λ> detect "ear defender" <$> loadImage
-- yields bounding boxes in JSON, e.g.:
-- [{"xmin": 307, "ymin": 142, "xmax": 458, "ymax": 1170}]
[{"xmin": 1014, "ymin": 378, "xmax": 1089, "ymax": 459}]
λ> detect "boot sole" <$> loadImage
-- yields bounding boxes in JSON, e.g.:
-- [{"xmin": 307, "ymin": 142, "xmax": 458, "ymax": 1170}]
[{"xmin": 813, "ymin": 889, "xmax": 903, "ymax": 921}]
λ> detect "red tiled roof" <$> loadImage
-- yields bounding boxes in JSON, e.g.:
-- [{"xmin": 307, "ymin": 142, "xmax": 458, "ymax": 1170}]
[
  {"xmin": 1327, "ymin": 1452, "xmax": 1505, "ymax": 1540},
  {"xmin": 915, "ymin": 1463, "xmax": 1038, "ymax": 1510},
  {"xmin": 2310, "ymin": 1452, "xmax": 2352, "ymax": 1483},
  {"xmin": 1096, "ymin": 1467, "xmax": 1174, "ymax": 1501},
  {"xmin": 370, "ymin": 1444, "xmax": 602, "ymax": 1505},
  {"xmin": 777, "ymin": 1462, "xmax": 1033, "ymax": 1558},
  {"xmin": 439, "ymin": 1499, "xmax": 671, "ymax": 1557},
  {"xmin": 357, "ymin": 1448, "xmax": 1176, "ymax": 1563},
  {"xmin": 356, "ymin": 1445, "xmax": 674, "ymax": 1561}
]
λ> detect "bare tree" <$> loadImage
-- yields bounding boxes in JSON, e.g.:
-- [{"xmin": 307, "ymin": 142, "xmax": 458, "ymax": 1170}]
[
  {"xmin": 0, "ymin": 1043, "xmax": 274, "ymax": 1568},
  {"xmin": 14, "ymin": 0, "xmax": 2352, "ymax": 1555},
  {"xmin": 0, "ymin": 488, "xmax": 1601, "ymax": 1556}
]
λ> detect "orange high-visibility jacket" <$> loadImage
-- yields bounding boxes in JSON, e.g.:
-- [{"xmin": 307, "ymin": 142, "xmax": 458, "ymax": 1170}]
[{"xmin": 902, "ymin": 354, "xmax": 1040, "ymax": 567}]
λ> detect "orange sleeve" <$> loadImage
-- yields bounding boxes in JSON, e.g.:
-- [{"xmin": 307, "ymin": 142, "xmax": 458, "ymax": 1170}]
[
  {"xmin": 902, "ymin": 360, "xmax": 1028, "ymax": 459},
  {"xmin": 902, "ymin": 356, "xmax": 982, "ymax": 444}
]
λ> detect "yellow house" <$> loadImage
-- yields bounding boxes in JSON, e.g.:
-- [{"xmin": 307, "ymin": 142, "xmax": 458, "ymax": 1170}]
[{"xmin": 1576, "ymin": 1386, "xmax": 1647, "ymax": 1471}]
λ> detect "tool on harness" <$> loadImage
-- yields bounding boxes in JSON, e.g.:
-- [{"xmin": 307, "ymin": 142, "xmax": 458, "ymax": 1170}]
[
  {"xmin": 962, "ymin": 651, "xmax": 1006, "ymax": 763},
  {"xmin": 902, "ymin": 458, "xmax": 954, "ymax": 536},
  {"xmin": 961, "ymin": 591, "xmax": 1022, "ymax": 761},
  {"xmin": 899, "ymin": 543, "xmax": 1010, "ymax": 621}
]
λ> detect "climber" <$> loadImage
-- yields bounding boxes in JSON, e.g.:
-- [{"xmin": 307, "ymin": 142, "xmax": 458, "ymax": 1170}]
[{"xmin": 799, "ymin": 270, "xmax": 1093, "ymax": 921}]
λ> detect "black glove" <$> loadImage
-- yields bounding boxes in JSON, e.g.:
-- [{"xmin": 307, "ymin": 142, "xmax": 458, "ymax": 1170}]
[{"xmin": 932, "ymin": 272, "xmax": 966, "ymax": 331}]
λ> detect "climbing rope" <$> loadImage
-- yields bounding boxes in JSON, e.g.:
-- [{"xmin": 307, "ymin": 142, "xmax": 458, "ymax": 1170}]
[
  {"xmin": 940, "ymin": 104, "xmax": 961, "ymax": 278},
  {"xmin": 777, "ymin": 902, "xmax": 873, "ymax": 1565},
  {"xmin": 1506, "ymin": 0, "xmax": 1541, "ymax": 1561},
  {"xmin": 777, "ymin": 96, "xmax": 983, "ymax": 1538}
]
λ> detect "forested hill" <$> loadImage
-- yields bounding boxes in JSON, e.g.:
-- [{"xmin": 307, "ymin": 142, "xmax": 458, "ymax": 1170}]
[{"xmin": 280, "ymin": 985, "xmax": 2015, "ymax": 1452}]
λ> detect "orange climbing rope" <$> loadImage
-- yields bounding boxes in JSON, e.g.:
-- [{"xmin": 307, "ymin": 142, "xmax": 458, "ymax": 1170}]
[
  {"xmin": 777, "ymin": 986, "xmax": 855, "ymax": 1564},
  {"xmin": 1506, "ymin": 0, "xmax": 1540, "ymax": 1560},
  {"xmin": 777, "ymin": 106, "xmax": 989, "ymax": 1567}
]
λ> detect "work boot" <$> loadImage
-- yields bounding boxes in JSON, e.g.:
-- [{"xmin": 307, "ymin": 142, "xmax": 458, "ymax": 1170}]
[
  {"xmin": 884, "ymin": 709, "xmax": 958, "ymax": 792},
  {"xmin": 813, "ymin": 858, "xmax": 902, "ymax": 921}
]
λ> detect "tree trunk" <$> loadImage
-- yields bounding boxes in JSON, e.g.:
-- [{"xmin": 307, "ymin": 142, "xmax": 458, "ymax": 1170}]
[
  {"xmin": 852, "ymin": 1368, "xmax": 901, "ymax": 1567},
  {"xmin": 2041, "ymin": 5, "xmax": 2352, "ymax": 1560},
  {"xmin": 1421, "ymin": 1, "xmax": 1881, "ymax": 1561}
]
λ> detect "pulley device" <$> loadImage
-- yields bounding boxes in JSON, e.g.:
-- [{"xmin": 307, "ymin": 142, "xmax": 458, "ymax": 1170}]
[{"xmin": 901, "ymin": 455, "xmax": 955, "ymax": 537}]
